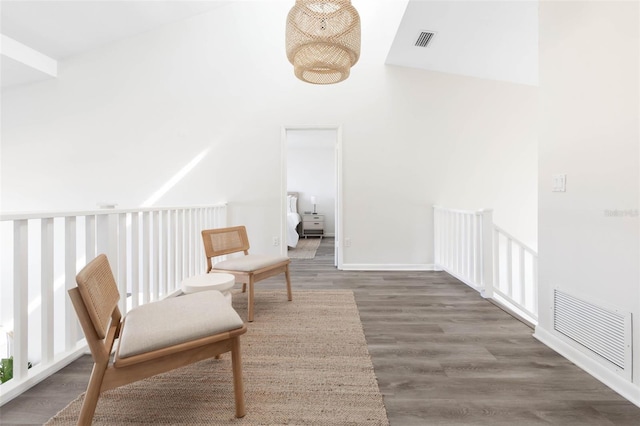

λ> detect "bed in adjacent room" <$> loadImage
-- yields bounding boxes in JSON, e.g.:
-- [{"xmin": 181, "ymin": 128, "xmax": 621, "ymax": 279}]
[{"xmin": 287, "ymin": 192, "xmax": 302, "ymax": 248}]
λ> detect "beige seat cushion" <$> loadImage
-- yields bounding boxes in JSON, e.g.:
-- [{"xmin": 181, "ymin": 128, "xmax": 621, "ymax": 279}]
[
  {"xmin": 117, "ymin": 291, "xmax": 243, "ymax": 359},
  {"xmin": 214, "ymin": 254, "xmax": 289, "ymax": 272}
]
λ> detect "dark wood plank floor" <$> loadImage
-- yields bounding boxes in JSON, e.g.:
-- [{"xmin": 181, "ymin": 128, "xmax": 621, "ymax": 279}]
[{"xmin": 2, "ymin": 237, "xmax": 639, "ymax": 425}]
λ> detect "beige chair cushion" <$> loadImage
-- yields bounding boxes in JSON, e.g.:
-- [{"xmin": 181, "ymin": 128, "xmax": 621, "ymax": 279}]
[
  {"xmin": 117, "ymin": 291, "xmax": 243, "ymax": 359},
  {"xmin": 214, "ymin": 254, "xmax": 289, "ymax": 272}
]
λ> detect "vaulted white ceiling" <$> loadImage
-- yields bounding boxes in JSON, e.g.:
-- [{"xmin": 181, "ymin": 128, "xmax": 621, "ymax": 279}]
[
  {"xmin": 387, "ymin": 1, "xmax": 538, "ymax": 86},
  {"xmin": 0, "ymin": 1, "xmax": 538, "ymax": 89}
]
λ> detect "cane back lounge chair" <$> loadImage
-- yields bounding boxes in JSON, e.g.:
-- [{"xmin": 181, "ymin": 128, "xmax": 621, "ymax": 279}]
[
  {"xmin": 202, "ymin": 226, "xmax": 292, "ymax": 322},
  {"xmin": 68, "ymin": 254, "xmax": 247, "ymax": 424}
]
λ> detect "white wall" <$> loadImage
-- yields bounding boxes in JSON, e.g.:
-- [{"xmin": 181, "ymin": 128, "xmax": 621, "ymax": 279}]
[
  {"xmin": 287, "ymin": 129, "xmax": 336, "ymax": 236},
  {"xmin": 1, "ymin": 1, "xmax": 537, "ymax": 267},
  {"xmin": 426, "ymin": 70, "xmax": 538, "ymax": 249},
  {"xmin": 536, "ymin": 0, "xmax": 640, "ymax": 404}
]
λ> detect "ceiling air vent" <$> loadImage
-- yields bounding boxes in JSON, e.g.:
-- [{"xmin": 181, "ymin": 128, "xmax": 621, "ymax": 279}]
[{"xmin": 415, "ymin": 31, "xmax": 435, "ymax": 48}]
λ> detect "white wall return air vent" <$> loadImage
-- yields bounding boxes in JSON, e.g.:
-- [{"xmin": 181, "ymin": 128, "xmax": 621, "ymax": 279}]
[
  {"xmin": 553, "ymin": 288, "xmax": 632, "ymax": 381},
  {"xmin": 415, "ymin": 31, "xmax": 436, "ymax": 48}
]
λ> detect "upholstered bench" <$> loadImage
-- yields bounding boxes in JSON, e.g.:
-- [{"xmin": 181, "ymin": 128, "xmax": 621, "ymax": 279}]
[
  {"xmin": 214, "ymin": 254, "xmax": 290, "ymax": 274},
  {"xmin": 116, "ymin": 291, "xmax": 242, "ymax": 361}
]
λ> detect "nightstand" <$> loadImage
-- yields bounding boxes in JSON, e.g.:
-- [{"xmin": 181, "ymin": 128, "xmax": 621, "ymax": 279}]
[{"xmin": 302, "ymin": 214, "xmax": 324, "ymax": 239}]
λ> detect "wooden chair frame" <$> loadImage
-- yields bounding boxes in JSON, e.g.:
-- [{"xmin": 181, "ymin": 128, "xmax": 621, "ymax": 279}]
[
  {"xmin": 202, "ymin": 226, "xmax": 292, "ymax": 322},
  {"xmin": 69, "ymin": 255, "xmax": 247, "ymax": 425}
]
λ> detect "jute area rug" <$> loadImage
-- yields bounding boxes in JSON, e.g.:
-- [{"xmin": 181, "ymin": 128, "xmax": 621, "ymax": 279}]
[
  {"xmin": 46, "ymin": 290, "xmax": 388, "ymax": 425},
  {"xmin": 288, "ymin": 238, "xmax": 322, "ymax": 259}
]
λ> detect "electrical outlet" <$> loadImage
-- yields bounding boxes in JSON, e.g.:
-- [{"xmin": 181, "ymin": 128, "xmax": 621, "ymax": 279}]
[
  {"xmin": 273, "ymin": 237, "xmax": 280, "ymax": 246},
  {"xmin": 344, "ymin": 238, "xmax": 351, "ymax": 247}
]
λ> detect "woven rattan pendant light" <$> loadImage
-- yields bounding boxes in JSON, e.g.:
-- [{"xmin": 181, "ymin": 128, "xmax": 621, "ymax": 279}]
[{"xmin": 286, "ymin": 0, "xmax": 361, "ymax": 84}]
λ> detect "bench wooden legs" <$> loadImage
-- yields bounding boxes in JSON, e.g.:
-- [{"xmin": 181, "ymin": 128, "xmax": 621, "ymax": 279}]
[
  {"xmin": 246, "ymin": 267, "xmax": 292, "ymax": 322},
  {"xmin": 231, "ymin": 337, "xmax": 246, "ymax": 418},
  {"xmin": 285, "ymin": 265, "xmax": 292, "ymax": 302},
  {"xmin": 247, "ymin": 277, "xmax": 256, "ymax": 322},
  {"xmin": 77, "ymin": 362, "xmax": 108, "ymax": 426}
]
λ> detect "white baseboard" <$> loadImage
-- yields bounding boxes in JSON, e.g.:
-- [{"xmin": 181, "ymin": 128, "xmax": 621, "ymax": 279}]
[
  {"xmin": 340, "ymin": 263, "xmax": 435, "ymax": 271},
  {"xmin": 439, "ymin": 266, "xmax": 483, "ymax": 292},
  {"xmin": 534, "ymin": 326, "xmax": 640, "ymax": 408}
]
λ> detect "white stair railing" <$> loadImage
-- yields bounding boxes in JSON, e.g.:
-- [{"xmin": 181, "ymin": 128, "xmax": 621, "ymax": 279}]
[
  {"xmin": 433, "ymin": 205, "xmax": 538, "ymax": 324},
  {"xmin": 492, "ymin": 225, "xmax": 538, "ymax": 324},
  {"xmin": 0, "ymin": 204, "xmax": 227, "ymax": 405}
]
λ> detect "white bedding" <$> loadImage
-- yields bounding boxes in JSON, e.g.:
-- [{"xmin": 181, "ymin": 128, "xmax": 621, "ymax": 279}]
[
  {"xmin": 287, "ymin": 194, "xmax": 301, "ymax": 248},
  {"xmin": 287, "ymin": 212, "xmax": 301, "ymax": 248}
]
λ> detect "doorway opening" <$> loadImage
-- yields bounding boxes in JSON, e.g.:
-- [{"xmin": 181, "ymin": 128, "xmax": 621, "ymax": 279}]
[{"xmin": 281, "ymin": 126, "xmax": 343, "ymax": 269}]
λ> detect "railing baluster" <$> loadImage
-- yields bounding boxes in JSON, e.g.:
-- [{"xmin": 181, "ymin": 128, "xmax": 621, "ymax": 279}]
[
  {"xmin": 453, "ymin": 212, "xmax": 459, "ymax": 275},
  {"xmin": 219, "ymin": 205, "xmax": 226, "ymax": 228},
  {"xmin": 479, "ymin": 210, "xmax": 493, "ymax": 298},
  {"xmin": 13, "ymin": 220, "xmax": 29, "ymax": 381},
  {"xmin": 532, "ymin": 255, "xmax": 539, "ymax": 314},
  {"xmin": 152, "ymin": 211, "xmax": 160, "ymax": 301},
  {"xmin": 142, "ymin": 212, "xmax": 150, "ymax": 305},
  {"xmin": 85, "ymin": 215, "xmax": 95, "ymax": 260},
  {"xmin": 97, "ymin": 213, "xmax": 118, "ymax": 271},
  {"xmin": 131, "ymin": 212, "xmax": 140, "ymax": 308},
  {"xmin": 448, "ymin": 210, "xmax": 452, "ymax": 268},
  {"xmin": 118, "ymin": 213, "xmax": 128, "ymax": 313},
  {"xmin": 433, "ymin": 208, "xmax": 439, "ymax": 266},
  {"xmin": 476, "ymin": 214, "xmax": 483, "ymax": 285},
  {"xmin": 161, "ymin": 210, "xmax": 168, "ymax": 296},
  {"xmin": 518, "ymin": 246, "xmax": 525, "ymax": 306},
  {"xmin": 465, "ymin": 214, "xmax": 471, "ymax": 280},
  {"xmin": 493, "ymin": 229, "xmax": 500, "ymax": 291},
  {"xmin": 446, "ymin": 211, "xmax": 451, "ymax": 268},
  {"xmin": 466, "ymin": 214, "xmax": 472, "ymax": 279},
  {"xmin": 167, "ymin": 210, "xmax": 174, "ymax": 293},
  {"xmin": 64, "ymin": 217, "xmax": 78, "ymax": 350},
  {"xmin": 439, "ymin": 208, "xmax": 444, "ymax": 268},
  {"xmin": 194, "ymin": 208, "xmax": 200, "ymax": 274},
  {"xmin": 196, "ymin": 208, "xmax": 202, "ymax": 272},
  {"xmin": 471, "ymin": 215, "xmax": 476, "ymax": 280},
  {"xmin": 437, "ymin": 208, "xmax": 443, "ymax": 267},
  {"xmin": 506, "ymin": 238, "xmax": 513, "ymax": 298},
  {"xmin": 460, "ymin": 213, "xmax": 465, "ymax": 276},
  {"xmin": 41, "ymin": 219, "xmax": 54, "ymax": 364},
  {"xmin": 188, "ymin": 209, "xmax": 195, "ymax": 276},
  {"xmin": 199, "ymin": 208, "xmax": 205, "ymax": 272},
  {"xmin": 460, "ymin": 214, "xmax": 467, "ymax": 278},
  {"xmin": 177, "ymin": 209, "xmax": 184, "ymax": 283}
]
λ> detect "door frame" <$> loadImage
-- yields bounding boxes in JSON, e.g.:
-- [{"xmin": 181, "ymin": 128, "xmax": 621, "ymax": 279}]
[{"xmin": 280, "ymin": 125, "xmax": 343, "ymax": 269}]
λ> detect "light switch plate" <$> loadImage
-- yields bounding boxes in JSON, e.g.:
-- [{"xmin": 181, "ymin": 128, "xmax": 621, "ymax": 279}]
[{"xmin": 552, "ymin": 174, "xmax": 566, "ymax": 192}]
